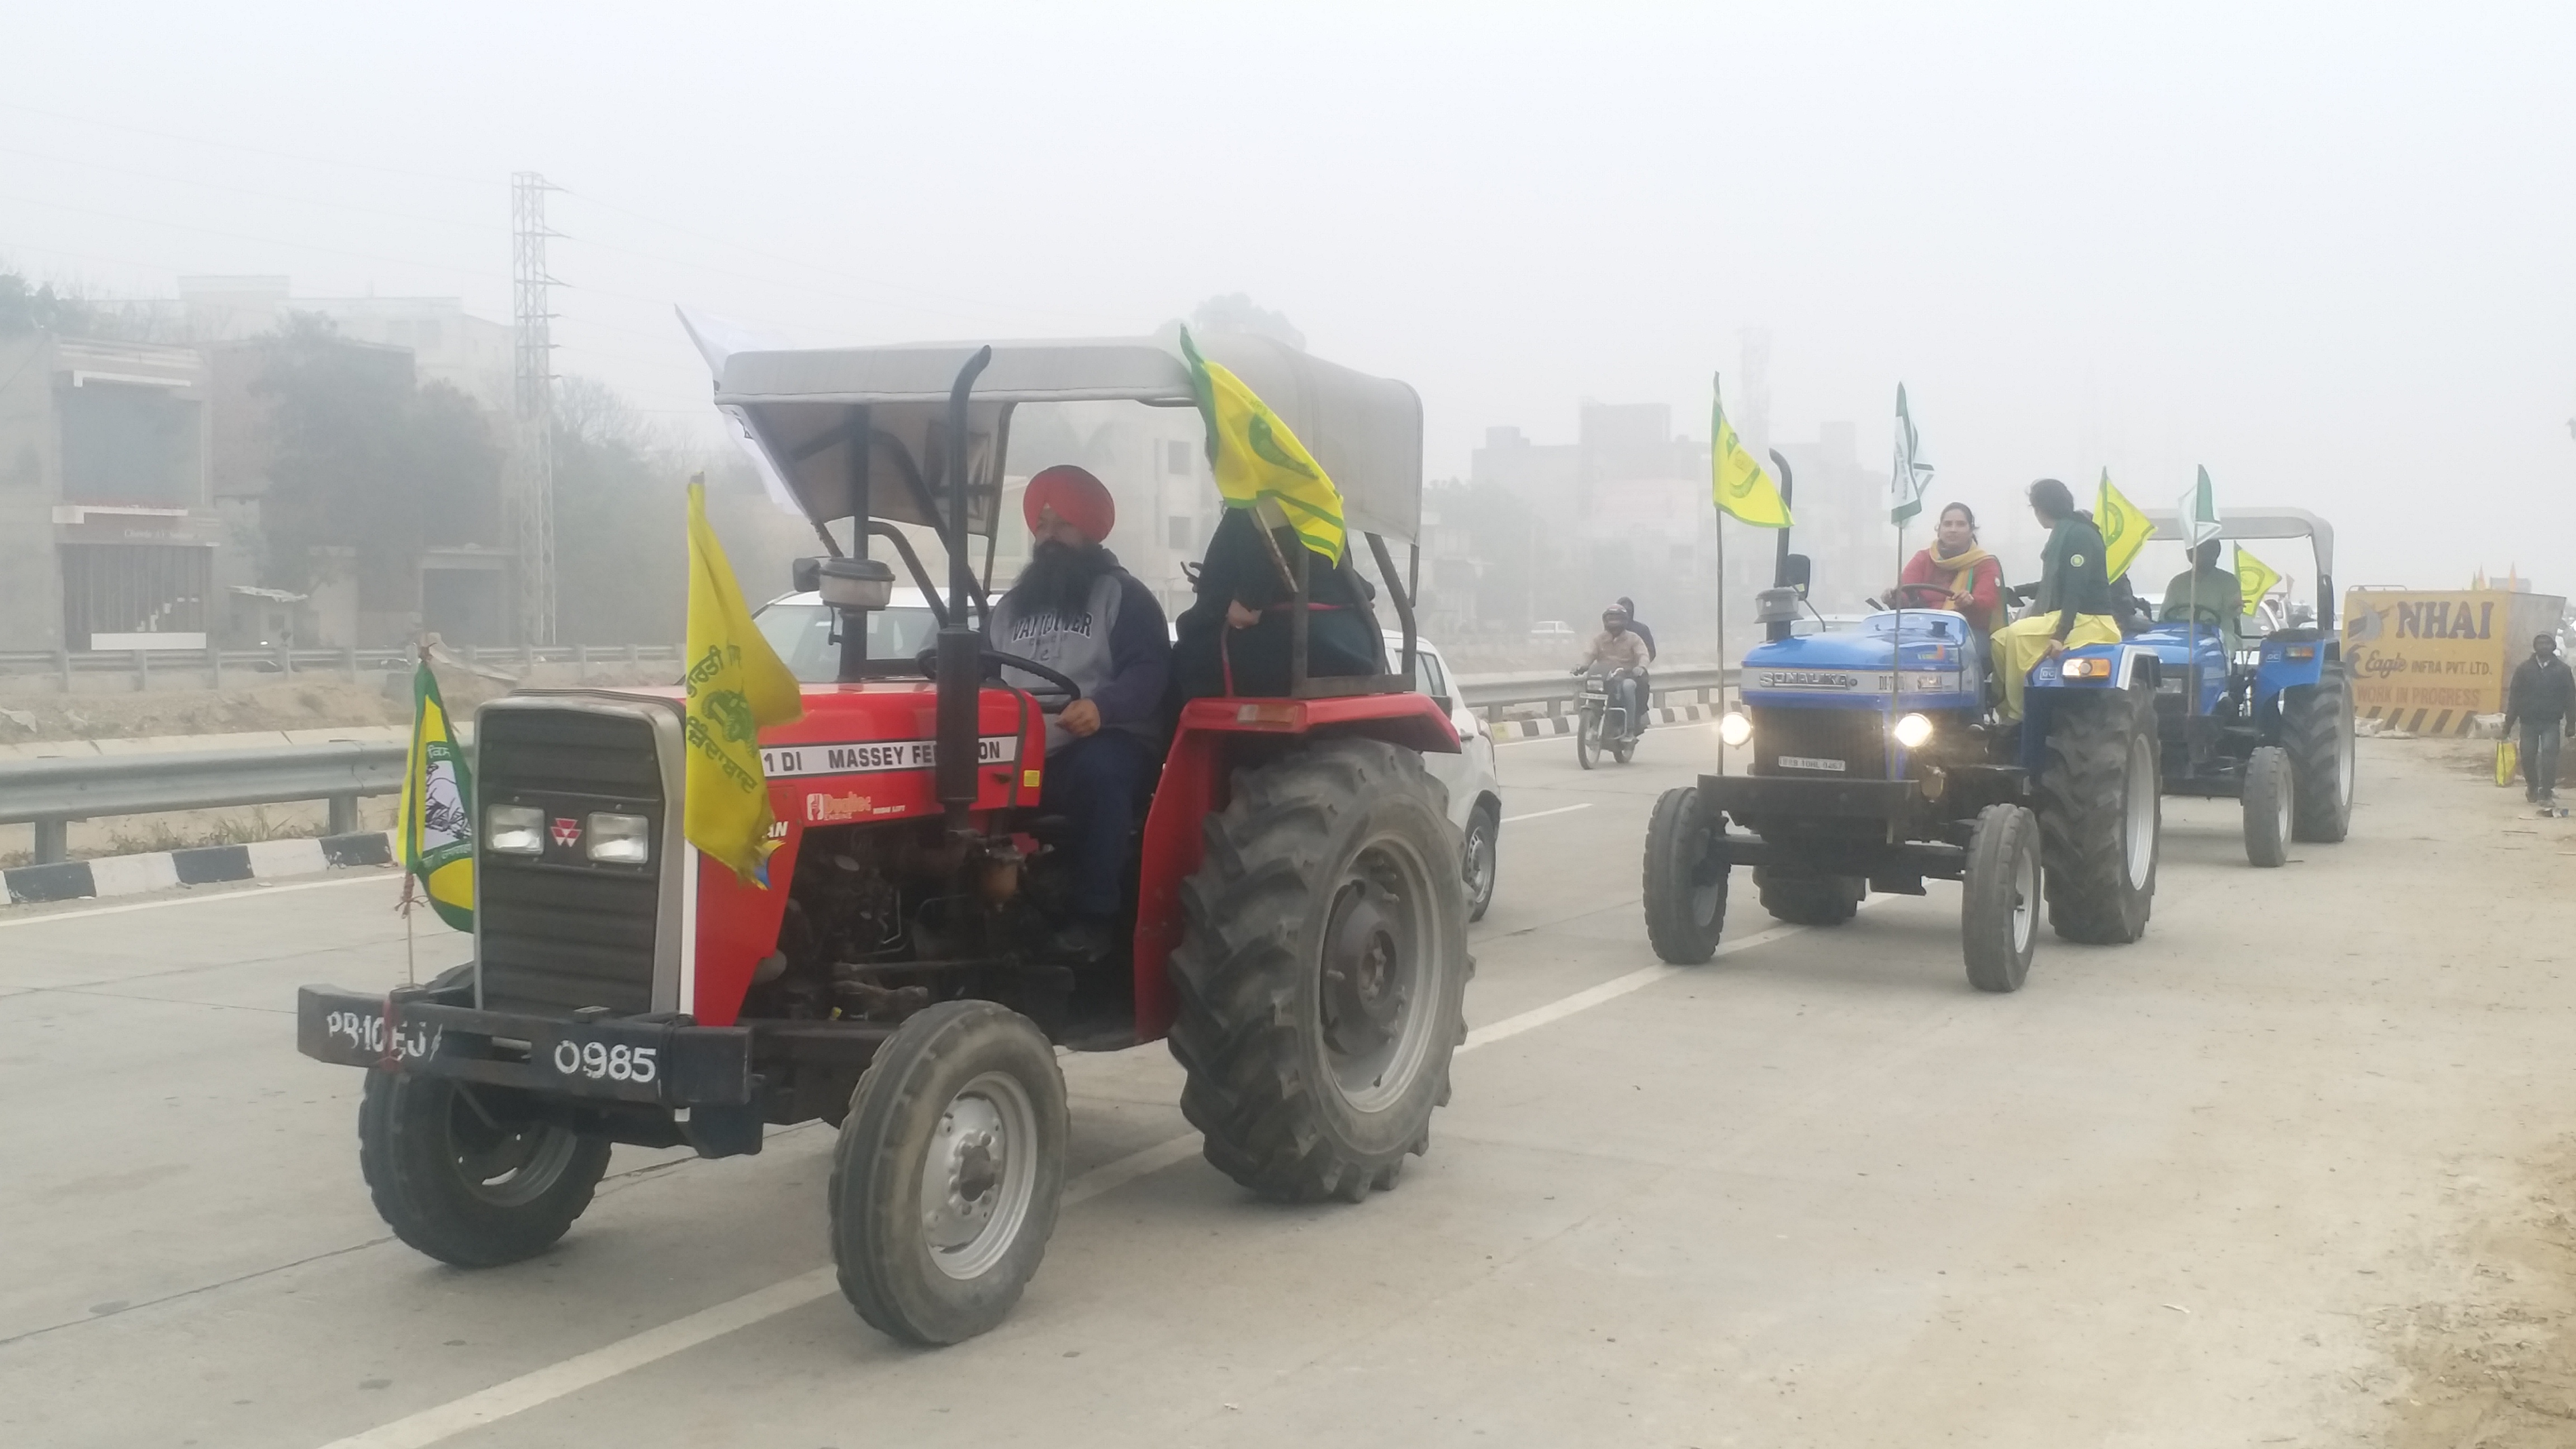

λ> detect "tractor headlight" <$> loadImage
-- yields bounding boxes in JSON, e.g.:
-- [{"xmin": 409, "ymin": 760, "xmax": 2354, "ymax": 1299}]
[
  {"xmin": 1892, "ymin": 712, "xmax": 1934, "ymax": 749},
  {"xmin": 585, "ymin": 812, "xmax": 652, "ymax": 864},
  {"xmin": 1717, "ymin": 711, "xmax": 1754, "ymax": 747},
  {"xmin": 485, "ymin": 803, "xmax": 544, "ymax": 855},
  {"xmin": 2060, "ymin": 656, "xmax": 2114, "ymax": 680}
]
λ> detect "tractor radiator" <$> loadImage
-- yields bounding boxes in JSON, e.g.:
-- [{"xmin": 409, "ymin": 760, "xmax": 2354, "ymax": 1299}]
[{"xmin": 474, "ymin": 707, "xmax": 667, "ymax": 1017}]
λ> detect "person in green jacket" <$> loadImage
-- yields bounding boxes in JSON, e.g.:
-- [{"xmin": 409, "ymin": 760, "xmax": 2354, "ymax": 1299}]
[{"xmin": 1992, "ymin": 477, "xmax": 2122, "ymax": 722}]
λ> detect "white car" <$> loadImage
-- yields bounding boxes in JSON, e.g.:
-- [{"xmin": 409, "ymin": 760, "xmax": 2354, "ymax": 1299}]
[
  {"xmin": 1391, "ymin": 632, "xmax": 1505, "ymax": 922},
  {"xmin": 757, "ymin": 594, "xmax": 1506, "ymax": 920}
]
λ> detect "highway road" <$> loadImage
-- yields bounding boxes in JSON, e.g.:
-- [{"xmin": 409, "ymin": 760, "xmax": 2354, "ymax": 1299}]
[{"xmin": 4, "ymin": 726, "xmax": 2573, "ymax": 1448}]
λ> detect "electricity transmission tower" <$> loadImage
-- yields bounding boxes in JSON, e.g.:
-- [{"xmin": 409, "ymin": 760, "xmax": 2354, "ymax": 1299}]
[{"xmin": 510, "ymin": 172, "xmax": 560, "ymax": 645}]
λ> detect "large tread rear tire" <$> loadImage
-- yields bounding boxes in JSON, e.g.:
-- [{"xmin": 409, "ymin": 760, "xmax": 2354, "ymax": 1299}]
[
  {"xmin": 1961, "ymin": 803, "xmax": 2040, "ymax": 993},
  {"xmin": 2242, "ymin": 745, "xmax": 2292, "ymax": 868},
  {"xmin": 1642, "ymin": 785, "xmax": 1729, "ymax": 963},
  {"xmin": 1755, "ymin": 870, "xmax": 1863, "ymax": 927},
  {"xmin": 357, "ymin": 1073, "xmax": 611, "ymax": 1268},
  {"xmin": 2284, "ymin": 664, "xmax": 2356, "ymax": 842},
  {"xmin": 1169, "ymin": 738, "xmax": 1470, "ymax": 1204},
  {"xmin": 830, "ymin": 1001, "xmax": 1068, "ymax": 1346},
  {"xmin": 2037, "ymin": 686, "xmax": 2161, "ymax": 944}
]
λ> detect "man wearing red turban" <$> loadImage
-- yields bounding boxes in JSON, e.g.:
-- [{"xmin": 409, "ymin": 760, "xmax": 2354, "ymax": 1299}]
[{"xmin": 987, "ymin": 464, "xmax": 1172, "ymax": 959}]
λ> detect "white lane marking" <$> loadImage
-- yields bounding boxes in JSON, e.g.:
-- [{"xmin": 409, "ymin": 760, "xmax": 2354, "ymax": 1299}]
[
  {"xmin": 0, "ymin": 870, "xmax": 394, "ymax": 931},
  {"xmin": 1500, "ymin": 803, "xmax": 1592, "ymax": 825},
  {"xmin": 319, "ymin": 902, "xmax": 1853, "ymax": 1448}
]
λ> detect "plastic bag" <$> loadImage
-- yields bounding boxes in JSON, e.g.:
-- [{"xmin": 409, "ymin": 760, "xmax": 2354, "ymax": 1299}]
[{"xmin": 2496, "ymin": 738, "xmax": 2519, "ymax": 787}]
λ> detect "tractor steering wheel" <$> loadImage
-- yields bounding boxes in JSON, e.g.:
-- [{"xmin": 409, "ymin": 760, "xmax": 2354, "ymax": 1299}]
[
  {"xmin": 2164, "ymin": 604, "xmax": 2232, "ymax": 631},
  {"xmin": 913, "ymin": 647, "xmax": 1085, "ymax": 714},
  {"xmin": 1887, "ymin": 583, "xmax": 1959, "ymax": 609}
]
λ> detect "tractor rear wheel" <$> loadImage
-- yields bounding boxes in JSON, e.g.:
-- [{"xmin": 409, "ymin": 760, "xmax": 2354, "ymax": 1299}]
[
  {"xmin": 357, "ymin": 1073, "xmax": 611, "ymax": 1268},
  {"xmin": 830, "ymin": 1001, "xmax": 1068, "ymax": 1346},
  {"xmin": 1755, "ymin": 870, "xmax": 1863, "ymax": 926},
  {"xmin": 1961, "ymin": 804, "xmax": 2040, "ymax": 993},
  {"xmin": 1169, "ymin": 738, "xmax": 1470, "ymax": 1203},
  {"xmin": 1642, "ymin": 785, "xmax": 1729, "ymax": 963},
  {"xmin": 2037, "ymin": 687, "xmax": 2161, "ymax": 944},
  {"xmin": 2284, "ymin": 664, "xmax": 2356, "ymax": 842},
  {"xmin": 2242, "ymin": 745, "xmax": 2293, "ymax": 868}
]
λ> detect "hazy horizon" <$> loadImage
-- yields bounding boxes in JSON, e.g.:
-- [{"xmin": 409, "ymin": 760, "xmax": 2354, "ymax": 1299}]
[{"xmin": 8, "ymin": 1, "xmax": 2570, "ymax": 595}]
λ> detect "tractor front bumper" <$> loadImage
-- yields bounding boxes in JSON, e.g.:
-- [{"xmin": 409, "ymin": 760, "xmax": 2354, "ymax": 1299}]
[
  {"xmin": 296, "ymin": 983, "xmax": 757, "ymax": 1107},
  {"xmin": 1698, "ymin": 774, "xmax": 1921, "ymax": 822}
]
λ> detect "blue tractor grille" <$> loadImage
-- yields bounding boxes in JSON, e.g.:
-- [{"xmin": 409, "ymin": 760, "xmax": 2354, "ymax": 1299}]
[{"xmin": 1750, "ymin": 706, "xmax": 1889, "ymax": 780}]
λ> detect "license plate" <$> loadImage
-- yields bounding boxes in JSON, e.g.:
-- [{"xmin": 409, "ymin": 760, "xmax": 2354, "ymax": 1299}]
[
  {"xmin": 1778, "ymin": 755, "xmax": 1847, "ymax": 772},
  {"xmin": 312, "ymin": 1002, "xmax": 442, "ymax": 1066}
]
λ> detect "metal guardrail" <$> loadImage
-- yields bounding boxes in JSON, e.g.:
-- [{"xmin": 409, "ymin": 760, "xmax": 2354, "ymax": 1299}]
[
  {"xmin": 0, "ymin": 742, "xmax": 408, "ymax": 864},
  {"xmin": 1458, "ymin": 664, "xmax": 1733, "ymax": 719},
  {"xmin": 0, "ymin": 643, "xmax": 682, "ymax": 687}
]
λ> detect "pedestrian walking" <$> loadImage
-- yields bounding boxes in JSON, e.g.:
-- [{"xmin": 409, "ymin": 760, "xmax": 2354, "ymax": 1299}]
[{"xmin": 2502, "ymin": 632, "xmax": 2576, "ymax": 805}]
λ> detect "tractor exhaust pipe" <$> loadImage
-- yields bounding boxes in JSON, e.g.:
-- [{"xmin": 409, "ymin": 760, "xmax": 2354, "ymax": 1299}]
[{"xmin": 935, "ymin": 346, "xmax": 994, "ymax": 834}]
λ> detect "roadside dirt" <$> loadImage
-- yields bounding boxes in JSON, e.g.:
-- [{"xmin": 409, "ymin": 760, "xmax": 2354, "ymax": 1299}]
[{"xmin": 2381, "ymin": 1138, "xmax": 2576, "ymax": 1447}]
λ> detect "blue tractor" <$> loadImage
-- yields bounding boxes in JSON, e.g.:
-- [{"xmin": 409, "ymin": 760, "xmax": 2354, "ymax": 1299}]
[
  {"xmin": 2125, "ymin": 509, "xmax": 2355, "ymax": 866},
  {"xmin": 1641, "ymin": 467, "xmax": 2165, "ymax": 992}
]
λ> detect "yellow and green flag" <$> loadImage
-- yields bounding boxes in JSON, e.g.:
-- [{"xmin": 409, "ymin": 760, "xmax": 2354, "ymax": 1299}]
[
  {"xmin": 681, "ymin": 475, "xmax": 803, "ymax": 884},
  {"xmin": 2234, "ymin": 545, "xmax": 2282, "ymax": 618},
  {"xmin": 2096, "ymin": 470, "xmax": 2156, "ymax": 582},
  {"xmin": 1713, "ymin": 376, "xmax": 1791, "ymax": 527},
  {"xmin": 1180, "ymin": 328, "xmax": 1347, "ymax": 563},
  {"xmin": 399, "ymin": 656, "xmax": 474, "ymax": 932}
]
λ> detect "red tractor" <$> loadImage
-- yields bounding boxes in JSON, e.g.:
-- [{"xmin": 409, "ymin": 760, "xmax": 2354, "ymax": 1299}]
[{"xmin": 296, "ymin": 337, "xmax": 1471, "ymax": 1344}]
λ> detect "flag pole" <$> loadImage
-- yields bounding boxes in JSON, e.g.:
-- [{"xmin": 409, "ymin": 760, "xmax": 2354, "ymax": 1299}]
[{"xmin": 1712, "ymin": 371, "xmax": 1729, "ymax": 771}]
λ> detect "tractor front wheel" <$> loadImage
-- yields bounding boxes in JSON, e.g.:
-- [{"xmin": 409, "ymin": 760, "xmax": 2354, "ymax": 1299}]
[
  {"xmin": 1170, "ymin": 738, "xmax": 1471, "ymax": 1202},
  {"xmin": 2242, "ymin": 745, "xmax": 2292, "ymax": 868},
  {"xmin": 357, "ymin": 1073, "xmax": 611, "ymax": 1268},
  {"xmin": 1961, "ymin": 804, "xmax": 2040, "ymax": 993},
  {"xmin": 830, "ymin": 1001, "xmax": 1068, "ymax": 1346},
  {"xmin": 2037, "ymin": 687, "xmax": 2161, "ymax": 943},
  {"xmin": 1641, "ymin": 785, "xmax": 1729, "ymax": 963}
]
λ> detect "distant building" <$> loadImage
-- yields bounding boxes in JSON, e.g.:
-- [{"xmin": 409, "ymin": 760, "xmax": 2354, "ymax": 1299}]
[
  {"xmin": 169, "ymin": 277, "xmax": 513, "ymax": 412},
  {"xmin": 0, "ymin": 332, "xmax": 224, "ymax": 652}
]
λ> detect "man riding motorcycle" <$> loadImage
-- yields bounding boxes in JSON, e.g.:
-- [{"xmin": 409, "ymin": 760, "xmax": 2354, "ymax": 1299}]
[{"xmin": 1574, "ymin": 605, "xmax": 1651, "ymax": 741}]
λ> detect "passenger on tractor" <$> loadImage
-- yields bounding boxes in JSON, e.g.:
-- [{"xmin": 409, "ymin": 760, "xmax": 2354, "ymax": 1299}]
[
  {"xmin": 1896, "ymin": 501, "xmax": 2005, "ymax": 637},
  {"xmin": 986, "ymin": 464, "xmax": 1172, "ymax": 960},
  {"xmin": 1575, "ymin": 606, "xmax": 1650, "ymax": 737},
  {"xmin": 2159, "ymin": 539, "xmax": 2246, "ymax": 656},
  {"xmin": 1168, "ymin": 504, "xmax": 1384, "ymax": 702},
  {"xmin": 1993, "ymin": 477, "xmax": 2120, "ymax": 724}
]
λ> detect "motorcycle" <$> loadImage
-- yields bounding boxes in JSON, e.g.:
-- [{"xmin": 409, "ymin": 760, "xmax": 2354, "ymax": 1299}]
[{"xmin": 1575, "ymin": 666, "xmax": 1644, "ymax": 770}]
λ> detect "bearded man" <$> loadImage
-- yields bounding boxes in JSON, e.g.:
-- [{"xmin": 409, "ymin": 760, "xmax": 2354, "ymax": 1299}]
[{"xmin": 986, "ymin": 464, "xmax": 1172, "ymax": 958}]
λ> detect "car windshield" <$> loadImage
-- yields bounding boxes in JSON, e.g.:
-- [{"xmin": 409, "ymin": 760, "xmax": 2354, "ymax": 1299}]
[{"xmin": 755, "ymin": 601, "xmax": 940, "ymax": 683}]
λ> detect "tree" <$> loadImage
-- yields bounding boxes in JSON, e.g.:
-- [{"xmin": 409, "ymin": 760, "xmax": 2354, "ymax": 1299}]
[
  {"xmin": 0, "ymin": 268, "xmax": 105, "ymax": 337},
  {"xmin": 551, "ymin": 377, "xmax": 692, "ymax": 645}
]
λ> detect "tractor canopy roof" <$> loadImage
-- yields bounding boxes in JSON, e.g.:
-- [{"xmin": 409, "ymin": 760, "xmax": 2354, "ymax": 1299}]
[
  {"xmin": 2137, "ymin": 507, "xmax": 2333, "ymax": 580},
  {"xmin": 707, "ymin": 330, "xmax": 1425, "ymax": 546}
]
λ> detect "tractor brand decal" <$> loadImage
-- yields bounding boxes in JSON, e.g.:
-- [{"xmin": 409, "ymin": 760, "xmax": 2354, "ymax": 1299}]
[
  {"xmin": 760, "ymin": 733, "xmax": 1021, "ymax": 779},
  {"xmin": 1758, "ymin": 671, "xmax": 1862, "ymax": 690},
  {"xmin": 765, "ymin": 819, "xmax": 790, "ymax": 840},
  {"xmin": 550, "ymin": 817, "xmax": 582, "ymax": 848},
  {"xmin": 804, "ymin": 791, "xmax": 882, "ymax": 824},
  {"xmin": 1777, "ymin": 755, "xmax": 1848, "ymax": 772}
]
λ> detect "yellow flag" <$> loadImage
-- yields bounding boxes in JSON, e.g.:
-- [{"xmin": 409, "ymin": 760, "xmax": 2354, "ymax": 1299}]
[
  {"xmin": 682, "ymin": 476, "xmax": 803, "ymax": 884},
  {"xmin": 2096, "ymin": 470, "xmax": 2155, "ymax": 582},
  {"xmin": 2234, "ymin": 544, "xmax": 2281, "ymax": 618},
  {"xmin": 398, "ymin": 657, "xmax": 473, "ymax": 932},
  {"xmin": 1712, "ymin": 378, "xmax": 1790, "ymax": 527},
  {"xmin": 1180, "ymin": 329, "xmax": 1347, "ymax": 563}
]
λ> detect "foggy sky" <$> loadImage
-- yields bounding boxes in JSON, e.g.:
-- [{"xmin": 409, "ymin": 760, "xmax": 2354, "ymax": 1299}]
[{"xmin": 7, "ymin": 1, "xmax": 2571, "ymax": 594}]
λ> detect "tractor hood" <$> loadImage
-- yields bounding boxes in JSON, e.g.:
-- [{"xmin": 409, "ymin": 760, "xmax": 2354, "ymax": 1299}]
[{"xmin": 1739, "ymin": 610, "xmax": 1978, "ymax": 708}]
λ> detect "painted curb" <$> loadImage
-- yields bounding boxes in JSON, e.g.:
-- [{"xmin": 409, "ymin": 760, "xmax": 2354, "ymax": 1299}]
[{"xmin": 4, "ymin": 831, "xmax": 394, "ymax": 905}]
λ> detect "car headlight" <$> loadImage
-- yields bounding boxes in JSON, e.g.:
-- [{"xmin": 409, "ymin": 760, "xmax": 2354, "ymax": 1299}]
[
  {"xmin": 1892, "ymin": 712, "xmax": 1934, "ymax": 749},
  {"xmin": 1717, "ymin": 711, "xmax": 1754, "ymax": 747},
  {"xmin": 485, "ymin": 803, "xmax": 543, "ymax": 855},
  {"xmin": 585, "ymin": 812, "xmax": 652, "ymax": 864}
]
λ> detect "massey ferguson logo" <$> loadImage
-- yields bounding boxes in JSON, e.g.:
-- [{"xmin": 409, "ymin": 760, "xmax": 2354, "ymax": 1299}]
[
  {"xmin": 550, "ymin": 817, "xmax": 582, "ymax": 847},
  {"xmin": 1758, "ymin": 670, "xmax": 1860, "ymax": 690}
]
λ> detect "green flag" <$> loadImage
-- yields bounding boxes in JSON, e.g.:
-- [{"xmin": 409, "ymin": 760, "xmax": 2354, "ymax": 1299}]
[
  {"xmin": 1890, "ymin": 384, "xmax": 1932, "ymax": 525},
  {"xmin": 399, "ymin": 657, "xmax": 474, "ymax": 932},
  {"xmin": 2179, "ymin": 464, "xmax": 2222, "ymax": 548}
]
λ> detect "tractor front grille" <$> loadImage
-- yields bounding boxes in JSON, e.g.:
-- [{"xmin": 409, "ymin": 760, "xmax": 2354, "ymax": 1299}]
[
  {"xmin": 475, "ymin": 707, "xmax": 666, "ymax": 1017},
  {"xmin": 1749, "ymin": 706, "xmax": 1890, "ymax": 781}
]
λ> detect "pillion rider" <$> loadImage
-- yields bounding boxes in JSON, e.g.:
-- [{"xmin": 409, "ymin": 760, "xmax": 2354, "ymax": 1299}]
[
  {"xmin": 1992, "ymin": 477, "xmax": 2121, "ymax": 724},
  {"xmin": 986, "ymin": 465, "xmax": 1172, "ymax": 959}
]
